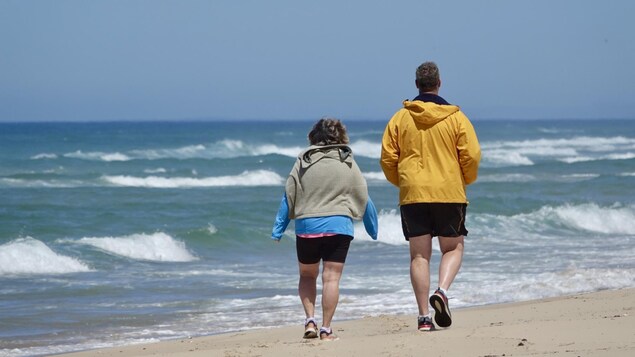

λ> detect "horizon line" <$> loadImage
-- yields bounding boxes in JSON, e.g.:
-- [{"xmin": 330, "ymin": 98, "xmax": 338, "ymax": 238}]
[{"xmin": 1, "ymin": 117, "xmax": 634, "ymax": 124}]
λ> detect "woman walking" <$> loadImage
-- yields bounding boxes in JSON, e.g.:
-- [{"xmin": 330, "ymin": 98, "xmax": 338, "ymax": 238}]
[{"xmin": 272, "ymin": 118, "xmax": 378, "ymax": 341}]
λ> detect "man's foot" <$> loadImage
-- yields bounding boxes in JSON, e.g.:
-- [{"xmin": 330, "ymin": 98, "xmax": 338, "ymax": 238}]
[
  {"xmin": 319, "ymin": 326, "xmax": 339, "ymax": 341},
  {"xmin": 303, "ymin": 318, "xmax": 318, "ymax": 339},
  {"xmin": 429, "ymin": 288, "xmax": 452, "ymax": 328},
  {"xmin": 417, "ymin": 315, "xmax": 435, "ymax": 331}
]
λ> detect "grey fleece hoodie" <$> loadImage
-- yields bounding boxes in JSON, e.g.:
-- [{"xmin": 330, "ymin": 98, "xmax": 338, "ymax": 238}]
[{"xmin": 285, "ymin": 144, "xmax": 368, "ymax": 220}]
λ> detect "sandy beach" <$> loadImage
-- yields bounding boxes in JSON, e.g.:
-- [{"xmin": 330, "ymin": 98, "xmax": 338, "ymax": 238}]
[{"xmin": 57, "ymin": 287, "xmax": 634, "ymax": 357}]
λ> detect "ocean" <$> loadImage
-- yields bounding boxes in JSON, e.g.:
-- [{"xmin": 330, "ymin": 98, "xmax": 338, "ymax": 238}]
[{"xmin": 1, "ymin": 119, "xmax": 634, "ymax": 356}]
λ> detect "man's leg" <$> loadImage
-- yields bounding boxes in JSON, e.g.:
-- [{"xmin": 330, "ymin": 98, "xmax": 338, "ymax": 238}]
[
  {"xmin": 298, "ymin": 262, "xmax": 320, "ymax": 320},
  {"xmin": 409, "ymin": 235, "xmax": 433, "ymax": 316},
  {"xmin": 429, "ymin": 235, "xmax": 464, "ymax": 328},
  {"xmin": 437, "ymin": 235, "xmax": 464, "ymax": 290},
  {"xmin": 321, "ymin": 260, "xmax": 345, "ymax": 329}
]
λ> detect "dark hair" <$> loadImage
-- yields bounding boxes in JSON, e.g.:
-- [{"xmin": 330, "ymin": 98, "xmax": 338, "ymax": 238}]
[
  {"xmin": 308, "ymin": 117, "xmax": 349, "ymax": 145},
  {"xmin": 416, "ymin": 61, "xmax": 440, "ymax": 92}
]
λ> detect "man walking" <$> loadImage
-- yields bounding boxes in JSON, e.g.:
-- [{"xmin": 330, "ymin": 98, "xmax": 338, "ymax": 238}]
[{"xmin": 380, "ymin": 61, "xmax": 481, "ymax": 331}]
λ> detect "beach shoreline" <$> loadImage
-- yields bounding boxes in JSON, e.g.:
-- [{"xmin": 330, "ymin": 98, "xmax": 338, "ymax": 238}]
[{"xmin": 56, "ymin": 287, "xmax": 635, "ymax": 357}]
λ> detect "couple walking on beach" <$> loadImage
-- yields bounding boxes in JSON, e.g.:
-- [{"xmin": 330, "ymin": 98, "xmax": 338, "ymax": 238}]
[{"xmin": 271, "ymin": 61, "xmax": 481, "ymax": 340}]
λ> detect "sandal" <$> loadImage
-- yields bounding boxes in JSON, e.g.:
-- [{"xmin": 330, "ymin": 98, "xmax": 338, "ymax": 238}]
[
  {"xmin": 303, "ymin": 317, "xmax": 318, "ymax": 339},
  {"xmin": 319, "ymin": 326, "xmax": 339, "ymax": 341}
]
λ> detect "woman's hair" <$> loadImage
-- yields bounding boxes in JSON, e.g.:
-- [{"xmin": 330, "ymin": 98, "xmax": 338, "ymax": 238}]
[{"xmin": 308, "ymin": 117, "xmax": 349, "ymax": 145}]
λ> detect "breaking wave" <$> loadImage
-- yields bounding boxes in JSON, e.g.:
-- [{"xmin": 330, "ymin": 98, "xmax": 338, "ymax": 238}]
[
  {"xmin": 354, "ymin": 203, "xmax": 635, "ymax": 246},
  {"xmin": 473, "ymin": 203, "xmax": 635, "ymax": 236},
  {"xmin": 482, "ymin": 136, "xmax": 635, "ymax": 167},
  {"xmin": 102, "ymin": 170, "xmax": 284, "ymax": 188},
  {"xmin": 30, "ymin": 138, "xmax": 384, "ymax": 163},
  {"xmin": 0, "ymin": 238, "xmax": 92, "ymax": 276},
  {"xmin": 64, "ymin": 150, "xmax": 131, "ymax": 162},
  {"xmin": 72, "ymin": 232, "xmax": 197, "ymax": 262}
]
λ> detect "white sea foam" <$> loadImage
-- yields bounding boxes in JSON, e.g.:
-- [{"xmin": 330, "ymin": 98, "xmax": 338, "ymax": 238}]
[
  {"xmin": 248, "ymin": 139, "xmax": 381, "ymax": 159},
  {"xmin": 48, "ymin": 138, "xmax": 380, "ymax": 164},
  {"xmin": 455, "ymin": 267, "xmax": 635, "ymax": 307},
  {"xmin": 1, "ymin": 170, "xmax": 285, "ymax": 189},
  {"xmin": 350, "ymin": 139, "xmax": 381, "ymax": 158},
  {"xmin": 249, "ymin": 143, "xmax": 303, "ymax": 157},
  {"xmin": 28, "ymin": 134, "xmax": 635, "ymax": 167},
  {"xmin": 477, "ymin": 172, "xmax": 600, "ymax": 183},
  {"xmin": 362, "ymin": 171, "xmax": 388, "ymax": 182},
  {"xmin": 144, "ymin": 168, "xmax": 167, "ymax": 174},
  {"xmin": 607, "ymin": 152, "xmax": 635, "ymax": 160},
  {"xmin": 207, "ymin": 224, "xmax": 218, "ymax": 235},
  {"xmin": 213, "ymin": 140, "xmax": 247, "ymax": 157},
  {"xmin": 180, "ymin": 265, "xmax": 634, "ymax": 341},
  {"xmin": 484, "ymin": 151, "xmax": 534, "ymax": 167},
  {"xmin": 102, "ymin": 170, "xmax": 284, "ymax": 188},
  {"xmin": 31, "ymin": 153, "xmax": 58, "ymax": 160},
  {"xmin": 483, "ymin": 136, "xmax": 635, "ymax": 151},
  {"xmin": 560, "ymin": 173, "xmax": 600, "ymax": 180},
  {"xmin": 64, "ymin": 150, "xmax": 131, "ymax": 162},
  {"xmin": 0, "ymin": 237, "xmax": 92, "ymax": 275},
  {"xmin": 537, "ymin": 127, "xmax": 562, "ymax": 134},
  {"xmin": 478, "ymin": 173, "xmax": 537, "ymax": 183},
  {"xmin": 130, "ymin": 144, "xmax": 208, "ymax": 160},
  {"xmin": 1, "ymin": 338, "xmax": 160, "ymax": 357},
  {"xmin": 474, "ymin": 203, "xmax": 635, "ymax": 236},
  {"xmin": 132, "ymin": 140, "xmax": 303, "ymax": 160},
  {"xmin": 73, "ymin": 232, "xmax": 197, "ymax": 262},
  {"xmin": 482, "ymin": 136, "xmax": 635, "ymax": 167},
  {"xmin": 0, "ymin": 178, "xmax": 83, "ymax": 188},
  {"xmin": 560, "ymin": 152, "xmax": 635, "ymax": 163},
  {"xmin": 355, "ymin": 210, "xmax": 408, "ymax": 246},
  {"xmin": 553, "ymin": 203, "xmax": 635, "ymax": 235},
  {"xmin": 354, "ymin": 203, "xmax": 635, "ymax": 247}
]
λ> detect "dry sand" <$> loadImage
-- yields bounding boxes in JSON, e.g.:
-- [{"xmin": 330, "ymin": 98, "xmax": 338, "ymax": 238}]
[{"xmin": 59, "ymin": 288, "xmax": 634, "ymax": 357}]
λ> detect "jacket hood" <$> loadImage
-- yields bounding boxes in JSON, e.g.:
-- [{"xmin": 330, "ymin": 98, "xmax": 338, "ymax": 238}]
[
  {"xmin": 403, "ymin": 100, "xmax": 460, "ymax": 126},
  {"xmin": 300, "ymin": 144, "xmax": 353, "ymax": 169}
]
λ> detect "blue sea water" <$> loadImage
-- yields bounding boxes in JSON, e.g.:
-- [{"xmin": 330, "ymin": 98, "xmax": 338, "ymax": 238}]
[{"xmin": 0, "ymin": 119, "xmax": 634, "ymax": 356}]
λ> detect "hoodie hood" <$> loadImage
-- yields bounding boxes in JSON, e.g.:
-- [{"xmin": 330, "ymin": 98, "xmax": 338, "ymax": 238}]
[
  {"xmin": 286, "ymin": 143, "xmax": 367, "ymax": 220},
  {"xmin": 300, "ymin": 144, "xmax": 353, "ymax": 169},
  {"xmin": 403, "ymin": 100, "xmax": 460, "ymax": 126}
]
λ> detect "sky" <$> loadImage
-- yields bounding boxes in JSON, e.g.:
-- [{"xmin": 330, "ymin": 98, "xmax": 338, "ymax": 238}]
[{"xmin": 1, "ymin": 0, "xmax": 634, "ymax": 122}]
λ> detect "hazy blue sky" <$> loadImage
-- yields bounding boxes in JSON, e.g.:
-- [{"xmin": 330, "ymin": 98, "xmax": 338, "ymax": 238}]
[{"xmin": 1, "ymin": 0, "xmax": 634, "ymax": 122}]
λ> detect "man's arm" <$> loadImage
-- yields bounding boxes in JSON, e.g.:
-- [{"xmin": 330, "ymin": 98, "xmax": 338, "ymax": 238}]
[
  {"xmin": 380, "ymin": 117, "xmax": 400, "ymax": 187},
  {"xmin": 456, "ymin": 113, "xmax": 481, "ymax": 185}
]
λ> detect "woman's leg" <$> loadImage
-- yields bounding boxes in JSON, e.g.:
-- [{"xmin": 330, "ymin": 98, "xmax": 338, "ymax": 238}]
[
  {"xmin": 298, "ymin": 262, "xmax": 320, "ymax": 320},
  {"xmin": 321, "ymin": 260, "xmax": 345, "ymax": 328}
]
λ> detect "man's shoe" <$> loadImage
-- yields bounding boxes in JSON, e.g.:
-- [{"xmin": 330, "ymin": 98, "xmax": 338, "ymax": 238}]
[
  {"xmin": 429, "ymin": 289, "xmax": 452, "ymax": 328},
  {"xmin": 417, "ymin": 315, "xmax": 435, "ymax": 331}
]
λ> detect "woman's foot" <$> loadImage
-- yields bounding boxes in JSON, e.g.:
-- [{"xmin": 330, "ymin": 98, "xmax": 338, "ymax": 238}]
[
  {"xmin": 303, "ymin": 318, "xmax": 318, "ymax": 339},
  {"xmin": 319, "ymin": 326, "xmax": 339, "ymax": 341}
]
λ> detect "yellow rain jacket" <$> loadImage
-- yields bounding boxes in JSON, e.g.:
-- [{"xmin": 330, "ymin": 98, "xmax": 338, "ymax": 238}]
[{"xmin": 380, "ymin": 100, "xmax": 481, "ymax": 205}]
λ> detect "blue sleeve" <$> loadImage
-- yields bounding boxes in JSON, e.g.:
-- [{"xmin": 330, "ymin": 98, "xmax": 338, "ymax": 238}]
[
  {"xmin": 272, "ymin": 193, "xmax": 291, "ymax": 241},
  {"xmin": 363, "ymin": 197, "xmax": 378, "ymax": 240}
]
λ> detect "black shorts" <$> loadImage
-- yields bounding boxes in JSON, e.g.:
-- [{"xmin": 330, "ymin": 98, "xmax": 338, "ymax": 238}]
[
  {"xmin": 296, "ymin": 234, "xmax": 353, "ymax": 264},
  {"xmin": 400, "ymin": 203, "xmax": 468, "ymax": 240}
]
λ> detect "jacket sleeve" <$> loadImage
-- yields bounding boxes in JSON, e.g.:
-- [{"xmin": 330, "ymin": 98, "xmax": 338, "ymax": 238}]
[
  {"xmin": 271, "ymin": 193, "xmax": 291, "ymax": 241},
  {"xmin": 284, "ymin": 160, "xmax": 299, "ymax": 219},
  {"xmin": 362, "ymin": 197, "xmax": 379, "ymax": 240},
  {"xmin": 380, "ymin": 116, "xmax": 400, "ymax": 187},
  {"xmin": 456, "ymin": 113, "xmax": 481, "ymax": 185}
]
